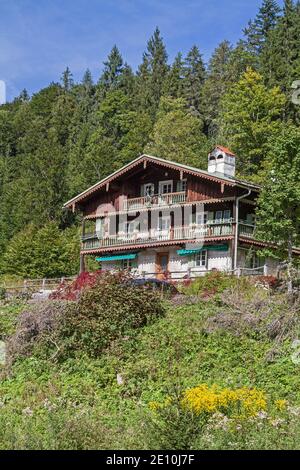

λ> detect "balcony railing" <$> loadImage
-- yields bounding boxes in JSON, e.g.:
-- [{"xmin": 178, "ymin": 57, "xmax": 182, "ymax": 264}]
[
  {"xmin": 122, "ymin": 191, "xmax": 186, "ymax": 211},
  {"xmin": 82, "ymin": 221, "xmax": 234, "ymax": 251},
  {"xmin": 239, "ymin": 223, "xmax": 256, "ymax": 238}
]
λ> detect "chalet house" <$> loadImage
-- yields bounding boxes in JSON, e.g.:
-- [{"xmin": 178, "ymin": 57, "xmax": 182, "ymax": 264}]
[{"xmin": 64, "ymin": 146, "xmax": 293, "ymax": 279}]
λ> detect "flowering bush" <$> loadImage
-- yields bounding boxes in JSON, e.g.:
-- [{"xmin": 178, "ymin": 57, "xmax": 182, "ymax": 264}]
[
  {"xmin": 8, "ymin": 271, "xmax": 165, "ymax": 362},
  {"xmin": 181, "ymin": 384, "xmax": 267, "ymax": 418},
  {"xmin": 50, "ymin": 271, "xmax": 103, "ymax": 301},
  {"xmin": 146, "ymin": 383, "xmax": 291, "ymax": 449}
]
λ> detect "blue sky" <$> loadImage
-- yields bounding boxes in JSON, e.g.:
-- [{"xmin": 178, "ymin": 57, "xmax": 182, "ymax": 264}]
[{"xmin": 0, "ymin": 0, "xmax": 283, "ymax": 101}]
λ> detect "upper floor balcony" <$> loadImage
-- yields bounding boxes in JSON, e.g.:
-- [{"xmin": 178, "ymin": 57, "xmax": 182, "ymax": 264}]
[
  {"xmin": 122, "ymin": 191, "xmax": 187, "ymax": 212},
  {"xmin": 81, "ymin": 220, "xmax": 238, "ymax": 251}
]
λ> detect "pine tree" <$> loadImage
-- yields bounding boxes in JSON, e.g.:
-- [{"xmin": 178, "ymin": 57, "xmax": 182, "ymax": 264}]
[
  {"xmin": 163, "ymin": 53, "xmax": 184, "ymax": 98},
  {"xmin": 82, "ymin": 69, "xmax": 93, "ymax": 90},
  {"xmin": 243, "ymin": 0, "xmax": 281, "ymax": 57},
  {"xmin": 61, "ymin": 67, "xmax": 74, "ymax": 91},
  {"xmin": 99, "ymin": 45, "xmax": 124, "ymax": 92},
  {"xmin": 261, "ymin": 0, "xmax": 300, "ymax": 92},
  {"xmin": 202, "ymin": 40, "xmax": 233, "ymax": 136},
  {"xmin": 135, "ymin": 28, "xmax": 169, "ymax": 117},
  {"xmin": 183, "ymin": 46, "xmax": 206, "ymax": 116}
]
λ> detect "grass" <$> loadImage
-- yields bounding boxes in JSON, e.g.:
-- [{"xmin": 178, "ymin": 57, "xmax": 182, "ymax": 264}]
[{"xmin": 0, "ymin": 289, "xmax": 300, "ymax": 449}]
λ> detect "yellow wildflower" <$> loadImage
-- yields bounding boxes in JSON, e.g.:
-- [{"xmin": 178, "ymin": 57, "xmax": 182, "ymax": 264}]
[
  {"xmin": 181, "ymin": 384, "xmax": 267, "ymax": 418},
  {"xmin": 275, "ymin": 399, "xmax": 287, "ymax": 411}
]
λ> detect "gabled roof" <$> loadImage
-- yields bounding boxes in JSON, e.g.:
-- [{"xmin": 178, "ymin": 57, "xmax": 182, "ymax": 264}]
[
  {"xmin": 215, "ymin": 145, "xmax": 236, "ymax": 157},
  {"xmin": 64, "ymin": 154, "xmax": 260, "ymax": 209}
]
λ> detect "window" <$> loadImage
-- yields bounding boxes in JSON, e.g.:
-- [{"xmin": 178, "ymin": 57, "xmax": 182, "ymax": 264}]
[
  {"xmin": 142, "ymin": 183, "xmax": 154, "ymax": 197},
  {"xmin": 177, "ymin": 179, "xmax": 187, "ymax": 193},
  {"xmin": 223, "ymin": 210, "xmax": 231, "ymax": 220},
  {"xmin": 126, "ymin": 220, "xmax": 139, "ymax": 234},
  {"xmin": 159, "ymin": 180, "xmax": 173, "ymax": 195},
  {"xmin": 190, "ymin": 211, "xmax": 207, "ymax": 226},
  {"xmin": 196, "ymin": 212, "xmax": 208, "ymax": 225},
  {"xmin": 194, "ymin": 250, "xmax": 207, "ymax": 268},
  {"xmin": 215, "ymin": 211, "xmax": 223, "ymax": 222},
  {"xmin": 158, "ymin": 216, "xmax": 171, "ymax": 231},
  {"xmin": 121, "ymin": 259, "xmax": 135, "ymax": 270}
]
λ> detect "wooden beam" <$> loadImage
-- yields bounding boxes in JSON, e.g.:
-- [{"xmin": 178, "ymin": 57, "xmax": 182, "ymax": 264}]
[
  {"xmin": 143, "ymin": 159, "xmax": 147, "ymax": 169},
  {"xmin": 221, "ymin": 183, "xmax": 225, "ymax": 194},
  {"xmin": 180, "ymin": 170, "xmax": 184, "ymax": 180},
  {"xmin": 106, "ymin": 182, "xmax": 109, "ymax": 192}
]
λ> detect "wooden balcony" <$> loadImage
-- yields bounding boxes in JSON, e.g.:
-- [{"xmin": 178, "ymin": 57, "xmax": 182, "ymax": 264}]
[
  {"xmin": 122, "ymin": 191, "xmax": 186, "ymax": 211},
  {"xmin": 239, "ymin": 223, "xmax": 256, "ymax": 238},
  {"xmin": 81, "ymin": 221, "xmax": 235, "ymax": 251}
]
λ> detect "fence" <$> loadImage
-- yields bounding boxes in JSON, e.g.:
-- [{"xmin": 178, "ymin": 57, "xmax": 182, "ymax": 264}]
[
  {"xmin": 0, "ymin": 276, "xmax": 76, "ymax": 291},
  {"xmin": 134, "ymin": 266, "xmax": 267, "ymax": 281},
  {"xmin": 0, "ymin": 267, "xmax": 267, "ymax": 292}
]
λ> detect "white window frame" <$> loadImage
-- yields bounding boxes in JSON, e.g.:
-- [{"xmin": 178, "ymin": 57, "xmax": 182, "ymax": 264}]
[
  {"xmin": 158, "ymin": 215, "xmax": 171, "ymax": 232},
  {"xmin": 177, "ymin": 179, "xmax": 187, "ymax": 193},
  {"xmin": 223, "ymin": 210, "xmax": 231, "ymax": 220},
  {"xmin": 189, "ymin": 211, "xmax": 208, "ymax": 226},
  {"xmin": 194, "ymin": 250, "xmax": 207, "ymax": 268},
  {"xmin": 159, "ymin": 180, "xmax": 173, "ymax": 195},
  {"xmin": 215, "ymin": 210, "xmax": 223, "ymax": 222},
  {"xmin": 142, "ymin": 183, "xmax": 155, "ymax": 197},
  {"xmin": 196, "ymin": 211, "xmax": 208, "ymax": 226},
  {"xmin": 126, "ymin": 220, "xmax": 139, "ymax": 234}
]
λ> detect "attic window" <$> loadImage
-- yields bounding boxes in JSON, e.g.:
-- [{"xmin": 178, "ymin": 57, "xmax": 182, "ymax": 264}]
[
  {"xmin": 217, "ymin": 154, "xmax": 224, "ymax": 159},
  {"xmin": 209, "ymin": 155, "xmax": 216, "ymax": 161}
]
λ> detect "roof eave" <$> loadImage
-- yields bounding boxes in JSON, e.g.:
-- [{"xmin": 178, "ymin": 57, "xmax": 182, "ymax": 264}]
[{"xmin": 63, "ymin": 154, "xmax": 260, "ymax": 209}]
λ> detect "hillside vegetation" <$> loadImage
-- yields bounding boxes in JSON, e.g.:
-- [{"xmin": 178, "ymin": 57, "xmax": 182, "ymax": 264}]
[{"xmin": 0, "ymin": 273, "xmax": 300, "ymax": 450}]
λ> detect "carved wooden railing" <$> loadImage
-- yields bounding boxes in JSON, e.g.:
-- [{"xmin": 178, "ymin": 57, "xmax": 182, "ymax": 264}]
[
  {"xmin": 122, "ymin": 191, "xmax": 186, "ymax": 211},
  {"xmin": 82, "ymin": 221, "xmax": 234, "ymax": 250}
]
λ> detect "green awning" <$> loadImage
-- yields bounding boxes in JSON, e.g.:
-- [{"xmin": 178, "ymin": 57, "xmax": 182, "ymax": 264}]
[
  {"xmin": 95, "ymin": 253, "xmax": 137, "ymax": 262},
  {"xmin": 177, "ymin": 244, "xmax": 228, "ymax": 256}
]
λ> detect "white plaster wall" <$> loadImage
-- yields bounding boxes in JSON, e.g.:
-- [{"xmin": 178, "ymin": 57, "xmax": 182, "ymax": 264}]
[
  {"xmin": 136, "ymin": 247, "xmax": 233, "ymax": 279},
  {"xmin": 137, "ymin": 250, "xmax": 156, "ymax": 276},
  {"xmin": 168, "ymin": 249, "xmax": 189, "ymax": 279},
  {"xmin": 207, "ymin": 251, "xmax": 232, "ymax": 272}
]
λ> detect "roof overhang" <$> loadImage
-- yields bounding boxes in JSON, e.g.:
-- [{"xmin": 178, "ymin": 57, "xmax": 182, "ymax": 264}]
[{"xmin": 64, "ymin": 154, "xmax": 260, "ymax": 210}]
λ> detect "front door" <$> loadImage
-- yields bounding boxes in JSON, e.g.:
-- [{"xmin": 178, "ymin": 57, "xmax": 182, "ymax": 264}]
[{"xmin": 156, "ymin": 252, "xmax": 169, "ymax": 280}]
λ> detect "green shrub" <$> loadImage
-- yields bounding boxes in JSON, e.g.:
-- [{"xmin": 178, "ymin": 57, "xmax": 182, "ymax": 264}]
[
  {"xmin": 0, "ymin": 287, "xmax": 6, "ymax": 300},
  {"xmin": 7, "ymin": 272, "xmax": 165, "ymax": 362},
  {"xmin": 183, "ymin": 271, "xmax": 252, "ymax": 298}
]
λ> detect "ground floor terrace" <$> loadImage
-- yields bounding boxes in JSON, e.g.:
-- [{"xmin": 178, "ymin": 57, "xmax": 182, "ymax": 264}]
[{"xmin": 80, "ymin": 240, "xmax": 280, "ymax": 280}]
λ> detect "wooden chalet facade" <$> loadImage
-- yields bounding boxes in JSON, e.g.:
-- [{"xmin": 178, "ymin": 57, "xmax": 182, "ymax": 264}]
[{"xmin": 64, "ymin": 147, "xmax": 289, "ymax": 279}]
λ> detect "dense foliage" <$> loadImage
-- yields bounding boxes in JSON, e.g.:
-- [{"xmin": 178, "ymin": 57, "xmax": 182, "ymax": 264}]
[
  {"xmin": 0, "ymin": 1, "xmax": 300, "ymax": 276},
  {"xmin": 0, "ymin": 277, "xmax": 300, "ymax": 449},
  {"xmin": 7, "ymin": 272, "xmax": 165, "ymax": 362}
]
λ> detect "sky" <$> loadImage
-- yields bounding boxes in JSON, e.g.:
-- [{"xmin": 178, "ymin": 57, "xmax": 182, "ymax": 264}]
[{"xmin": 0, "ymin": 0, "xmax": 284, "ymax": 101}]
